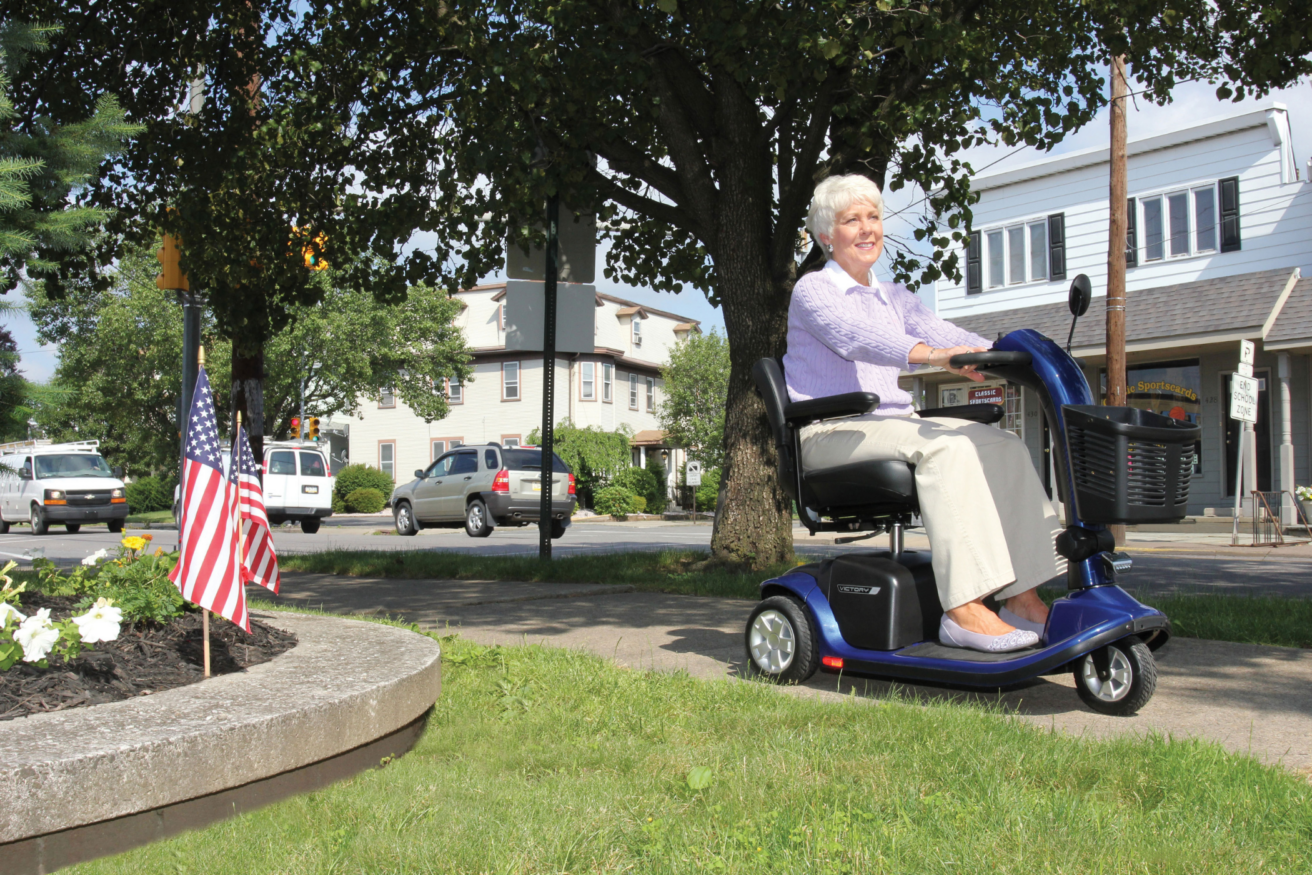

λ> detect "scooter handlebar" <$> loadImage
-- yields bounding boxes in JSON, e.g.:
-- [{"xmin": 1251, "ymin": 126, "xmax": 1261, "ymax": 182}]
[{"xmin": 948, "ymin": 350, "xmax": 1033, "ymax": 368}]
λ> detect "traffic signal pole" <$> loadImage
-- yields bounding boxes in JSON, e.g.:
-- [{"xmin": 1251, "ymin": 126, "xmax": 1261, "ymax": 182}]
[{"xmin": 539, "ymin": 194, "xmax": 560, "ymax": 560}]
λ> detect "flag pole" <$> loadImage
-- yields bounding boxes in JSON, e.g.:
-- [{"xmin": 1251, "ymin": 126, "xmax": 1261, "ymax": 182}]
[{"xmin": 198, "ymin": 344, "xmax": 211, "ymax": 679}]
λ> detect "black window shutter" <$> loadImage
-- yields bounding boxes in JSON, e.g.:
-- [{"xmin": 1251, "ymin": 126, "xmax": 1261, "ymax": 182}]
[
  {"xmin": 966, "ymin": 231, "xmax": 982, "ymax": 295},
  {"xmin": 1048, "ymin": 213, "xmax": 1066, "ymax": 280},
  {"xmin": 1220, "ymin": 176, "xmax": 1241, "ymax": 252},
  {"xmin": 1125, "ymin": 198, "xmax": 1138, "ymax": 268}
]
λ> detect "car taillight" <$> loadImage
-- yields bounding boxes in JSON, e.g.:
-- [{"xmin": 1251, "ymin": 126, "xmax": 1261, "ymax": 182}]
[
  {"xmin": 492, "ymin": 469, "xmax": 510, "ymax": 492},
  {"xmin": 567, "ymin": 473, "xmax": 576, "ymax": 495}
]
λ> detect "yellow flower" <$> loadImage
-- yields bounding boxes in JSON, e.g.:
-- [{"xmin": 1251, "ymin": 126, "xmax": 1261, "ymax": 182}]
[{"xmin": 121, "ymin": 536, "xmax": 147, "ymax": 552}]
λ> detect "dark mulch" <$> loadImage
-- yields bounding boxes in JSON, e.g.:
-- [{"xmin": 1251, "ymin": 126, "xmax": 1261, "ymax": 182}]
[{"xmin": 1, "ymin": 593, "xmax": 297, "ymax": 721}]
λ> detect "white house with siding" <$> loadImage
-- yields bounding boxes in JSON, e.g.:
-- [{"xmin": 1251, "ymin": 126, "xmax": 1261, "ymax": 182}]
[
  {"xmin": 904, "ymin": 103, "xmax": 1312, "ymax": 514},
  {"xmin": 347, "ymin": 283, "xmax": 700, "ymax": 502}
]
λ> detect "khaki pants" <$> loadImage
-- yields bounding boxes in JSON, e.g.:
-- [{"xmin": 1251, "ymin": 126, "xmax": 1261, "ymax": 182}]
[{"xmin": 800, "ymin": 414, "xmax": 1064, "ymax": 610}]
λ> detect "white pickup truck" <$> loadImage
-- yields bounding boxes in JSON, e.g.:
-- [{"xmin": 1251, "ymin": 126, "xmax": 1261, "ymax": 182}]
[{"xmin": 0, "ymin": 440, "xmax": 129, "ymax": 534}]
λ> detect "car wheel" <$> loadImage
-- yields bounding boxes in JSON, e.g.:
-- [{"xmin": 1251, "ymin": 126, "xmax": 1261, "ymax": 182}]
[
  {"xmin": 300, "ymin": 518, "xmax": 321, "ymax": 534},
  {"xmin": 107, "ymin": 518, "xmax": 124, "ymax": 534},
  {"xmin": 744, "ymin": 595, "xmax": 819, "ymax": 684},
  {"xmin": 550, "ymin": 519, "xmax": 567, "ymax": 539},
  {"xmin": 30, "ymin": 506, "xmax": 47, "ymax": 536},
  {"xmin": 1073, "ymin": 636, "xmax": 1157, "ymax": 716},
  {"xmin": 465, "ymin": 499, "xmax": 492, "ymax": 538},
  {"xmin": 65, "ymin": 523, "xmax": 81, "ymax": 533},
  {"xmin": 394, "ymin": 502, "xmax": 418, "ymax": 536}
]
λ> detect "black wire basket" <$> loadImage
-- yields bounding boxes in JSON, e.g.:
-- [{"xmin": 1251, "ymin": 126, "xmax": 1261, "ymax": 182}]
[{"xmin": 1062, "ymin": 405, "xmax": 1201, "ymax": 524}]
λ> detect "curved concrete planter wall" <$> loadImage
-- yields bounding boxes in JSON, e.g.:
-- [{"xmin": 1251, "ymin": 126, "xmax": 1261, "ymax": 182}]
[{"xmin": 1, "ymin": 611, "xmax": 441, "ymax": 873}]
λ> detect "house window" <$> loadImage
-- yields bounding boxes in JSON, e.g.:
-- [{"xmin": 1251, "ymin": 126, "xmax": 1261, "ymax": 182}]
[
  {"xmin": 1003, "ymin": 384, "xmax": 1023, "ymax": 438},
  {"xmin": 603, "ymin": 363, "xmax": 613, "ymax": 402},
  {"xmin": 379, "ymin": 386, "xmax": 395, "ymax": 408},
  {"xmin": 446, "ymin": 376, "xmax": 462, "ymax": 404},
  {"xmin": 629, "ymin": 373, "xmax": 639, "ymax": 409},
  {"xmin": 646, "ymin": 376, "xmax": 655, "ymax": 411},
  {"xmin": 502, "ymin": 435, "xmax": 521, "ymax": 448},
  {"xmin": 431, "ymin": 440, "xmax": 445, "ymax": 460},
  {"xmin": 984, "ymin": 219, "xmax": 1052, "ymax": 288},
  {"xmin": 379, "ymin": 442, "xmax": 395, "ymax": 479},
  {"xmin": 502, "ymin": 361, "xmax": 520, "ymax": 401},
  {"xmin": 632, "ymin": 317, "xmax": 642, "ymax": 347},
  {"xmin": 581, "ymin": 362, "xmax": 595, "ymax": 400},
  {"xmin": 1139, "ymin": 182, "xmax": 1221, "ymax": 263}
]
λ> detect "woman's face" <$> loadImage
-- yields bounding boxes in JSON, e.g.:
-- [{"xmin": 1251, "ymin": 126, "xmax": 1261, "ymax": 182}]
[{"xmin": 821, "ymin": 199, "xmax": 884, "ymax": 279}]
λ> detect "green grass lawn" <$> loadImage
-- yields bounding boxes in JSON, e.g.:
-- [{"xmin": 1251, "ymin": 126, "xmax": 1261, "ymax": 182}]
[
  {"xmin": 281, "ymin": 549, "xmax": 1312, "ymax": 649},
  {"xmin": 125, "ymin": 510, "xmax": 175, "ymax": 524},
  {"xmin": 71, "ymin": 633, "xmax": 1312, "ymax": 874}
]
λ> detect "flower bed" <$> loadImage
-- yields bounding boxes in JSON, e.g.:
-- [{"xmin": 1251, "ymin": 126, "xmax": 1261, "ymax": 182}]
[{"xmin": 1, "ymin": 537, "xmax": 295, "ymax": 721}]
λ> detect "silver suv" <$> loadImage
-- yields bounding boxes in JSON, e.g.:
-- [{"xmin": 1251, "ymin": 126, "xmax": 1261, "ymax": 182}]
[{"xmin": 390, "ymin": 443, "xmax": 576, "ymax": 538}]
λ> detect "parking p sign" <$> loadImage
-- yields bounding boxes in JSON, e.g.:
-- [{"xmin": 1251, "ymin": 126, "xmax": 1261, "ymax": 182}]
[{"xmin": 686, "ymin": 460, "xmax": 702, "ymax": 486}]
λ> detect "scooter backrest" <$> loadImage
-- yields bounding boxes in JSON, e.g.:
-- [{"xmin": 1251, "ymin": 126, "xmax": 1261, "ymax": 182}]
[{"xmin": 751, "ymin": 358, "xmax": 790, "ymax": 449}]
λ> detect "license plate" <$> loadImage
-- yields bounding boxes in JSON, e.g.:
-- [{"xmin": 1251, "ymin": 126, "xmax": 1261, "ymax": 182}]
[{"xmin": 531, "ymin": 482, "xmax": 541, "ymax": 492}]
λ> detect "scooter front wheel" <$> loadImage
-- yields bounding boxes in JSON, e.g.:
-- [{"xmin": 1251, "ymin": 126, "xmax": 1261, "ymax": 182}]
[
  {"xmin": 1073, "ymin": 636, "xmax": 1157, "ymax": 716},
  {"xmin": 745, "ymin": 595, "xmax": 819, "ymax": 684}
]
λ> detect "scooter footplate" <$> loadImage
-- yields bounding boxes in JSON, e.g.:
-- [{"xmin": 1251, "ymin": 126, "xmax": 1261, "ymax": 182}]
[{"xmin": 898, "ymin": 641, "xmax": 1044, "ymax": 663}]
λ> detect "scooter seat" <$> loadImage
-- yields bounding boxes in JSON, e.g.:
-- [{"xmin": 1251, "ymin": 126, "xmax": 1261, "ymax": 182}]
[{"xmin": 803, "ymin": 460, "xmax": 917, "ymax": 509}]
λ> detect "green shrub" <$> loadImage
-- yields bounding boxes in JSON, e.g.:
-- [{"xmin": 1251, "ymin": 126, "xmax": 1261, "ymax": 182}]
[
  {"xmin": 345, "ymin": 488, "xmax": 386, "ymax": 514},
  {"xmin": 693, "ymin": 467, "xmax": 720, "ymax": 513},
  {"xmin": 631, "ymin": 495, "xmax": 647, "ymax": 513},
  {"xmin": 593, "ymin": 486, "xmax": 640, "ymax": 518},
  {"xmin": 613, "ymin": 467, "xmax": 657, "ymax": 501},
  {"xmin": 334, "ymin": 464, "xmax": 395, "ymax": 507},
  {"xmin": 31, "ymin": 547, "xmax": 187, "ymax": 626},
  {"xmin": 644, "ymin": 454, "xmax": 669, "ymax": 514},
  {"xmin": 332, "ymin": 494, "xmax": 346, "ymax": 514},
  {"xmin": 125, "ymin": 475, "xmax": 176, "ymax": 514}
]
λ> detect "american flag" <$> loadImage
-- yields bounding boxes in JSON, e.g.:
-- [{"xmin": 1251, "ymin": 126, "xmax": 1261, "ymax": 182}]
[
  {"xmin": 235, "ymin": 425, "xmax": 280, "ymax": 593},
  {"xmin": 169, "ymin": 368, "xmax": 249, "ymax": 632}
]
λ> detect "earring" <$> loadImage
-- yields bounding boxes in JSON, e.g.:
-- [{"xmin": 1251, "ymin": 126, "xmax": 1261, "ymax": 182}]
[{"xmin": 826, "ymin": 243, "xmax": 833, "ymax": 253}]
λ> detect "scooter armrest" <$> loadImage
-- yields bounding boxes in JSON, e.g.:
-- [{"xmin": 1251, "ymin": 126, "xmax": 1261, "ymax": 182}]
[
  {"xmin": 916, "ymin": 404, "xmax": 1005, "ymax": 424},
  {"xmin": 947, "ymin": 350, "xmax": 1033, "ymax": 368},
  {"xmin": 784, "ymin": 392, "xmax": 881, "ymax": 426}
]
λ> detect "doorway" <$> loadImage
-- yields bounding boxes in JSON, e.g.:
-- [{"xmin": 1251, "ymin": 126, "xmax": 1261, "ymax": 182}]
[{"xmin": 1223, "ymin": 370, "xmax": 1271, "ymax": 495}]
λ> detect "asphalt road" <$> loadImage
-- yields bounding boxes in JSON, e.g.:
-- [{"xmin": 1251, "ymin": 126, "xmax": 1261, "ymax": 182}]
[{"xmin": 4, "ymin": 516, "xmax": 1311, "ymax": 598}]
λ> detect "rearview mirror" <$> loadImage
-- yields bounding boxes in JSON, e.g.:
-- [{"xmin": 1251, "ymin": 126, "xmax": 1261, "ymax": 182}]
[
  {"xmin": 1068, "ymin": 274, "xmax": 1092, "ymax": 318},
  {"xmin": 414, "ymin": 469, "xmax": 426, "ymax": 479},
  {"xmin": 112, "ymin": 466, "xmax": 124, "ymax": 479}
]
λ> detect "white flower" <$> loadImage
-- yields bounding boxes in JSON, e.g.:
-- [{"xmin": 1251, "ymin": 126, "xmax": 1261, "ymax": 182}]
[
  {"xmin": 82, "ymin": 549, "xmax": 110, "ymax": 567},
  {"xmin": 72, "ymin": 598, "xmax": 123, "ymax": 644},
  {"xmin": 0, "ymin": 601, "xmax": 25, "ymax": 627},
  {"xmin": 15, "ymin": 609, "xmax": 60, "ymax": 662}
]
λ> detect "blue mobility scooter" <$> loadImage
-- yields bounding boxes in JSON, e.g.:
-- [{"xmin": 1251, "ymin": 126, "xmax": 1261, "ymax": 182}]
[{"xmin": 745, "ymin": 275, "xmax": 1200, "ymax": 715}]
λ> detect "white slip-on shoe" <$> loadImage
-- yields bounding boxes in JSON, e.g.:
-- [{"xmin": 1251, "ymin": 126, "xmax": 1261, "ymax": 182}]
[
  {"xmin": 998, "ymin": 607, "xmax": 1046, "ymax": 639},
  {"xmin": 939, "ymin": 615, "xmax": 1041, "ymax": 653}
]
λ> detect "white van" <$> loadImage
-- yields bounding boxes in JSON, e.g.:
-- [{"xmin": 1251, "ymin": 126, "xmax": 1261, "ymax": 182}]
[
  {"xmin": 0, "ymin": 440, "xmax": 129, "ymax": 535},
  {"xmin": 172, "ymin": 440, "xmax": 335, "ymax": 534},
  {"xmin": 261, "ymin": 441, "xmax": 335, "ymax": 533}
]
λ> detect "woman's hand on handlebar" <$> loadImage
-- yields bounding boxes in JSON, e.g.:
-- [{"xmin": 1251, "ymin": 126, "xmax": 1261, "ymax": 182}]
[{"xmin": 909, "ymin": 343, "xmax": 988, "ymax": 382}]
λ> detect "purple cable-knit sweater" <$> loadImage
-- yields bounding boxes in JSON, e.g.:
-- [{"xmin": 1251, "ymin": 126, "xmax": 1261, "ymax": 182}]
[{"xmin": 783, "ymin": 260, "xmax": 991, "ymax": 415}]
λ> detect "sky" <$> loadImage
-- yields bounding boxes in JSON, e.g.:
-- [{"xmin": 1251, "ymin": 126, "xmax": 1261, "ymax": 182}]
[{"xmin": 7, "ymin": 75, "xmax": 1308, "ymax": 384}]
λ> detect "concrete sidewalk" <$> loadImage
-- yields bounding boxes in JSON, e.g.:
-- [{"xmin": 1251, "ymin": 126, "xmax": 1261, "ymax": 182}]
[{"xmin": 266, "ymin": 572, "xmax": 1312, "ymax": 775}]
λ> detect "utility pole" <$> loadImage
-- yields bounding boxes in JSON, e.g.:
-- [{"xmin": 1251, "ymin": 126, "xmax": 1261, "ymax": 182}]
[{"xmin": 1106, "ymin": 54, "xmax": 1129, "ymax": 546}]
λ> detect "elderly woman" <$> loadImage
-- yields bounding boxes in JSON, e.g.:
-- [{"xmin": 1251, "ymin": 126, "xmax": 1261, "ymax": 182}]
[{"xmin": 784, "ymin": 174, "xmax": 1063, "ymax": 653}]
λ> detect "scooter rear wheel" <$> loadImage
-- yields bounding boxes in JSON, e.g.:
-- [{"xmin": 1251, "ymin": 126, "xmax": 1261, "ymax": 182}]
[
  {"xmin": 745, "ymin": 595, "xmax": 818, "ymax": 684},
  {"xmin": 1073, "ymin": 636, "xmax": 1156, "ymax": 716}
]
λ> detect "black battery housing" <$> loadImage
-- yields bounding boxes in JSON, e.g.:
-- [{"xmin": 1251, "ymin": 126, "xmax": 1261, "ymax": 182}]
[{"xmin": 819, "ymin": 550, "xmax": 941, "ymax": 651}]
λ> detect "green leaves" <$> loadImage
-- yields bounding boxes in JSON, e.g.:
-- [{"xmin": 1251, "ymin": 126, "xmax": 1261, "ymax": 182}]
[{"xmin": 687, "ymin": 765, "xmax": 715, "ymax": 791}]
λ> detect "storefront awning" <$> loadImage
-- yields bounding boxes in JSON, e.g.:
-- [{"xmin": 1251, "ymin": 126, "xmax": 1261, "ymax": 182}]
[{"xmin": 949, "ymin": 267, "xmax": 1301, "ymax": 360}]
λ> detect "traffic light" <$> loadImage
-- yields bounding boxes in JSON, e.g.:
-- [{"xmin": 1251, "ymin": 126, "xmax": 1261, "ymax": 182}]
[
  {"xmin": 155, "ymin": 233, "xmax": 190, "ymax": 291},
  {"xmin": 307, "ymin": 417, "xmax": 321, "ymax": 441},
  {"xmin": 290, "ymin": 417, "xmax": 301, "ymax": 439}
]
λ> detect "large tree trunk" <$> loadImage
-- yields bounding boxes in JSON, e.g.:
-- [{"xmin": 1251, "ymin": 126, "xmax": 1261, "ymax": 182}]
[
  {"xmin": 709, "ymin": 243, "xmax": 794, "ymax": 569},
  {"xmin": 230, "ymin": 348, "xmax": 266, "ymax": 461}
]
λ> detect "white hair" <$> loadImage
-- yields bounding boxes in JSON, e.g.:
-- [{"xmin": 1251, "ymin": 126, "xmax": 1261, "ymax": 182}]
[{"xmin": 806, "ymin": 174, "xmax": 884, "ymax": 244}]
